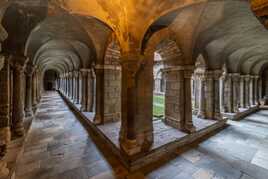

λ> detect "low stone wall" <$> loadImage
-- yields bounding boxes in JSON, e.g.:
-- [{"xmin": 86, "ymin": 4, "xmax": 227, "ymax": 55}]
[
  {"xmin": 59, "ymin": 90, "xmax": 228, "ymax": 171},
  {"xmin": 223, "ymin": 106, "xmax": 260, "ymax": 121}
]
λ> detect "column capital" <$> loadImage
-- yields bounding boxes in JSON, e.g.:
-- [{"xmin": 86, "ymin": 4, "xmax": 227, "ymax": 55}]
[
  {"xmin": 25, "ymin": 65, "xmax": 35, "ymax": 76},
  {"xmin": 231, "ymin": 73, "xmax": 240, "ymax": 82}
]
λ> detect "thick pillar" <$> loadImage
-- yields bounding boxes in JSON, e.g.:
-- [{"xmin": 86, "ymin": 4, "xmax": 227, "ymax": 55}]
[
  {"xmin": 249, "ymin": 76, "xmax": 255, "ymax": 106},
  {"xmin": 221, "ymin": 74, "xmax": 229, "ymax": 113},
  {"xmin": 240, "ymin": 76, "xmax": 246, "ymax": 108},
  {"xmin": 231, "ymin": 73, "xmax": 240, "ymax": 113},
  {"xmin": 94, "ymin": 67, "xmax": 104, "ymax": 124},
  {"xmin": 80, "ymin": 69, "xmax": 88, "ymax": 112},
  {"xmin": 24, "ymin": 66, "xmax": 34, "ymax": 118},
  {"xmin": 12, "ymin": 58, "xmax": 27, "ymax": 136},
  {"xmin": 164, "ymin": 66, "xmax": 196, "ymax": 132},
  {"xmin": 119, "ymin": 54, "xmax": 153, "ymax": 155},
  {"xmin": 197, "ymin": 73, "xmax": 206, "ymax": 118},
  {"xmin": 87, "ymin": 70, "xmax": 94, "ymax": 112},
  {"xmin": 254, "ymin": 76, "xmax": 259, "ymax": 105},
  {"xmin": 245, "ymin": 75, "xmax": 251, "ymax": 108},
  {"xmin": 0, "ymin": 58, "xmax": 11, "ymax": 151},
  {"xmin": 213, "ymin": 70, "xmax": 222, "ymax": 120},
  {"xmin": 74, "ymin": 71, "xmax": 80, "ymax": 104},
  {"xmin": 32, "ymin": 71, "xmax": 37, "ymax": 113}
]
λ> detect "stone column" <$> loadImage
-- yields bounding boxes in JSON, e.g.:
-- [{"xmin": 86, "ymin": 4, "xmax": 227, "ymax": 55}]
[
  {"xmin": 249, "ymin": 76, "xmax": 254, "ymax": 106},
  {"xmin": 231, "ymin": 73, "xmax": 240, "ymax": 113},
  {"xmin": 194, "ymin": 75, "xmax": 199, "ymax": 113},
  {"xmin": 69, "ymin": 72, "xmax": 74, "ymax": 99},
  {"xmin": 259, "ymin": 78, "xmax": 263, "ymax": 102},
  {"xmin": 244, "ymin": 75, "xmax": 250, "ymax": 108},
  {"xmin": 87, "ymin": 70, "xmax": 94, "ymax": 112},
  {"xmin": 75, "ymin": 71, "xmax": 80, "ymax": 104},
  {"xmin": 213, "ymin": 70, "xmax": 222, "ymax": 120},
  {"xmin": 94, "ymin": 67, "xmax": 104, "ymax": 124},
  {"xmin": 197, "ymin": 73, "xmax": 206, "ymax": 118},
  {"xmin": 0, "ymin": 58, "xmax": 11, "ymax": 151},
  {"xmin": 221, "ymin": 74, "xmax": 228, "ymax": 113},
  {"xmin": 254, "ymin": 76, "xmax": 259, "ymax": 105},
  {"xmin": 25, "ymin": 66, "xmax": 34, "ymax": 118},
  {"xmin": 184, "ymin": 69, "xmax": 196, "ymax": 133},
  {"xmin": 119, "ymin": 54, "xmax": 153, "ymax": 155},
  {"xmin": 240, "ymin": 76, "xmax": 246, "ymax": 108},
  {"xmin": 164, "ymin": 66, "xmax": 196, "ymax": 133},
  {"xmin": 32, "ymin": 71, "xmax": 37, "ymax": 113},
  {"xmin": 80, "ymin": 69, "xmax": 88, "ymax": 112},
  {"xmin": 12, "ymin": 58, "xmax": 27, "ymax": 136}
]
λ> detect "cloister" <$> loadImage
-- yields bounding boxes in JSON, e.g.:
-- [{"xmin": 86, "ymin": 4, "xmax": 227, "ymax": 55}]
[{"xmin": 0, "ymin": 0, "xmax": 268, "ymax": 178}]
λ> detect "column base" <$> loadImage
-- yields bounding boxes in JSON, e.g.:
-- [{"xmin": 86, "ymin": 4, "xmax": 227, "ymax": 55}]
[
  {"xmin": 80, "ymin": 106, "xmax": 87, "ymax": 112},
  {"xmin": 93, "ymin": 115, "xmax": 103, "ymax": 125},
  {"xmin": 120, "ymin": 138, "xmax": 142, "ymax": 156},
  {"xmin": 0, "ymin": 160, "xmax": 9, "ymax": 178},
  {"xmin": 183, "ymin": 124, "xmax": 196, "ymax": 134},
  {"xmin": 197, "ymin": 111, "xmax": 206, "ymax": 119},
  {"xmin": 0, "ymin": 127, "xmax": 11, "ymax": 146},
  {"xmin": 25, "ymin": 109, "xmax": 33, "ymax": 118},
  {"xmin": 163, "ymin": 116, "xmax": 183, "ymax": 130},
  {"xmin": 14, "ymin": 123, "xmax": 25, "ymax": 137}
]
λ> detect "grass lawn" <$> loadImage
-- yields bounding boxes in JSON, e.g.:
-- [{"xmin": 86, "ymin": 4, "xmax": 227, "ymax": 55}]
[{"xmin": 153, "ymin": 95, "xmax": 165, "ymax": 117}]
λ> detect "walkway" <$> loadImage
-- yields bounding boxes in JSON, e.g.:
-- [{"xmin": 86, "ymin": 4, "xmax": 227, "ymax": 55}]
[{"xmin": 16, "ymin": 92, "xmax": 268, "ymax": 179}]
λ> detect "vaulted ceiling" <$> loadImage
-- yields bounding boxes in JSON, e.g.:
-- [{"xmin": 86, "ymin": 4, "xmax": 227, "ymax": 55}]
[{"xmin": 0, "ymin": 0, "xmax": 268, "ymax": 76}]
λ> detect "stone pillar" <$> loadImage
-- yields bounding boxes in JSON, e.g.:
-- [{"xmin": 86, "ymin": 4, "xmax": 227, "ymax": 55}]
[
  {"xmin": 80, "ymin": 69, "xmax": 88, "ymax": 112},
  {"xmin": 94, "ymin": 67, "xmax": 104, "ymax": 124},
  {"xmin": 213, "ymin": 70, "xmax": 222, "ymax": 120},
  {"xmin": 249, "ymin": 76, "xmax": 254, "ymax": 106},
  {"xmin": 74, "ymin": 71, "xmax": 80, "ymax": 104},
  {"xmin": 0, "ymin": 58, "xmax": 11, "ymax": 151},
  {"xmin": 244, "ymin": 75, "xmax": 250, "ymax": 108},
  {"xmin": 12, "ymin": 58, "xmax": 27, "ymax": 136},
  {"xmin": 32, "ymin": 71, "xmax": 37, "ymax": 113},
  {"xmin": 24, "ymin": 66, "xmax": 34, "ymax": 118},
  {"xmin": 197, "ymin": 73, "xmax": 206, "ymax": 118},
  {"xmin": 119, "ymin": 54, "xmax": 153, "ymax": 155},
  {"xmin": 194, "ymin": 75, "xmax": 199, "ymax": 113},
  {"xmin": 164, "ymin": 66, "xmax": 196, "ymax": 133},
  {"xmin": 240, "ymin": 76, "xmax": 246, "ymax": 108},
  {"xmin": 87, "ymin": 70, "xmax": 94, "ymax": 112},
  {"xmin": 259, "ymin": 78, "xmax": 263, "ymax": 102},
  {"xmin": 231, "ymin": 73, "xmax": 240, "ymax": 113},
  {"xmin": 221, "ymin": 74, "xmax": 229, "ymax": 113},
  {"xmin": 254, "ymin": 76, "xmax": 259, "ymax": 105},
  {"xmin": 184, "ymin": 69, "xmax": 196, "ymax": 133}
]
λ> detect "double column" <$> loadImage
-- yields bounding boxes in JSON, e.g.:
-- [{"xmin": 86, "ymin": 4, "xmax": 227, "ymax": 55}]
[
  {"xmin": 0, "ymin": 56, "xmax": 11, "ymax": 150},
  {"xmin": 119, "ymin": 54, "xmax": 154, "ymax": 155},
  {"xmin": 197, "ymin": 70, "xmax": 222, "ymax": 120},
  {"xmin": 164, "ymin": 66, "xmax": 196, "ymax": 133},
  {"xmin": 12, "ymin": 56, "xmax": 27, "ymax": 136},
  {"xmin": 25, "ymin": 65, "xmax": 34, "ymax": 118}
]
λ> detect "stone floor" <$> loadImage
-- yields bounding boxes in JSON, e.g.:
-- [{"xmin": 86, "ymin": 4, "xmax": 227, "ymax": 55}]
[{"xmin": 15, "ymin": 92, "xmax": 268, "ymax": 179}]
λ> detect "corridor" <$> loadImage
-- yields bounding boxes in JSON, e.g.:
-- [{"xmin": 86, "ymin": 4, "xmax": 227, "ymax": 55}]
[{"xmin": 14, "ymin": 92, "xmax": 268, "ymax": 179}]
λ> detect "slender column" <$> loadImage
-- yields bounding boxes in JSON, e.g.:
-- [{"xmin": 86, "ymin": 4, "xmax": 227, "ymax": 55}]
[
  {"xmin": 231, "ymin": 73, "xmax": 240, "ymax": 113},
  {"xmin": 184, "ymin": 69, "xmax": 196, "ymax": 133},
  {"xmin": 74, "ymin": 71, "xmax": 80, "ymax": 104},
  {"xmin": 244, "ymin": 75, "xmax": 250, "ymax": 108},
  {"xmin": 80, "ymin": 70, "xmax": 88, "ymax": 112},
  {"xmin": 119, "ymin": 54, "xmax": 153, "ymax": 155},
  {"xmin": 12, "ymin": 59, "xmax": 26, "ymax": 136},
  {"xmin": 194, "ymin": 75, "xmax": 199, "ymax": 113},
  {"xmin": 25, "ymin": 66, "xmax": 34, "ymax": 118},
  {"xmin": 32, "ymin": 71, "xmax": 37, "ymax": 113},
  {"xmin": 221, "ymin": 74, "xmax": 228, "ymax": 113},
  {"xmin": 259, "ymin": 78, "xmax": 263, "ymax": 102},
  {"xmin": 69, "ymin": 72, "xmax": 74, "ymax": 99},
  {"xmin": 164, "ymin": 66, "xmax": 196, "ymax": 132},
  {"xmin": 213, "ymin": 70, "xmax": 222, "ymax": 120},
  {"xmin": 254, "ymin": 76, "xmax": 259, "ymax": 105},
  {"xmin": 197, "ymin": 73, "xmax": 206, "ymax": 118},
  {"xmin": 0, "ymin": 58, "xmax": 11, "ymax": 150},
  {"xmin": 249, "ymin": 76, "xmax": 254, "ymax": 106},
  {"xmin": 87, "ymin": 70, "xmax": 94, "ymax": 112},
  {"xmin": 240, "ymin": 76, "xmax": 246, "ymax": 108},
  {"xmin": 94, "ymin": 68, "xmax": 104, "ymax": 124}
]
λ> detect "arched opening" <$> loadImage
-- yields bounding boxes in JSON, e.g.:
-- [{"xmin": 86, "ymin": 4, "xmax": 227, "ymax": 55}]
[{"xmin": 43, "ymin": 70, "xmax": 58, "ymax": 91}]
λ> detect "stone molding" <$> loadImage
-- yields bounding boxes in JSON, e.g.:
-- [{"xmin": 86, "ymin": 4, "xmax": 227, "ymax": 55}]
[
  {"xmin": 162, "ymin": 65, "xmax": 195, "ymax": 73},
  {"xmin": 95, "ymin": 64, "xmax": 121, "ymax": 71}
]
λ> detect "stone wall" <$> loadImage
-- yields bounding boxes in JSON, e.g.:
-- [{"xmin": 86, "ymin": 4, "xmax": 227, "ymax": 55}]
[{"xmin": 103, "ymin": 41, "xmax": 121, "ymax": 122}]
